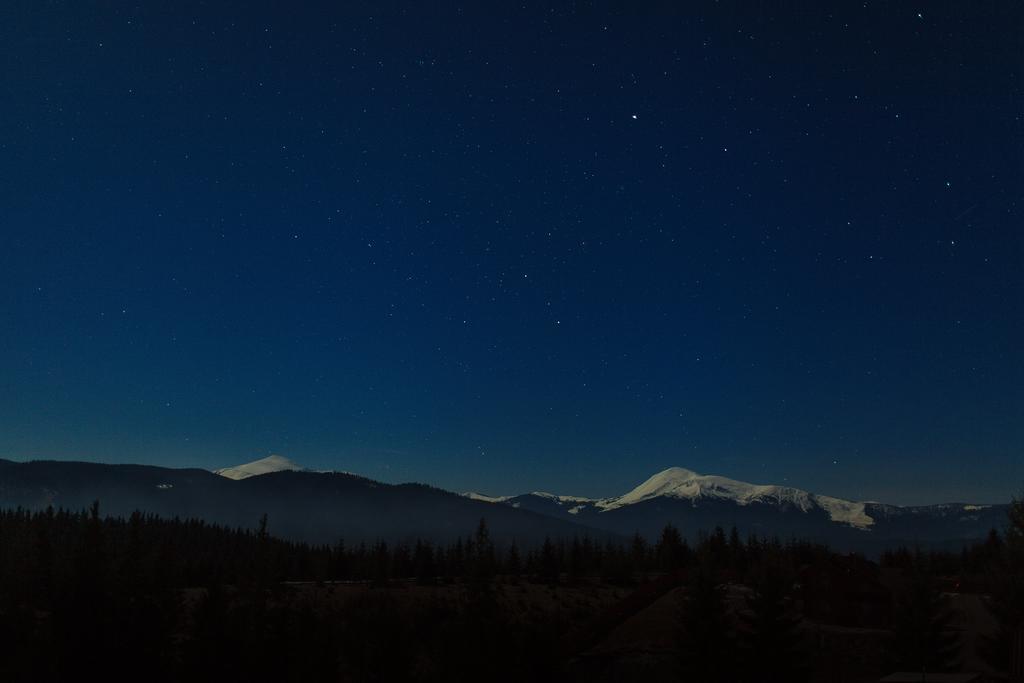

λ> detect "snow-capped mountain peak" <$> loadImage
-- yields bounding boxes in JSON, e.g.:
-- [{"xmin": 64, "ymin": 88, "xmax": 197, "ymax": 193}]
[
  {"xmin": 606, "ymin": 467, "xmax": 704, "ymax": 507},
  {"xmin": 462, "ymin": 466, "xmax": 875, "ymax": 530},
  {"xmin": 598, "ymin": 466, "xmax": 873, "ymax": 528},
  {"xmin": 214, "ymin": 454, "xmax": 304, "ymax": 480},
  {"xmin": 605, "ymin": 468, "xmax": 808, "ymax": 509}
]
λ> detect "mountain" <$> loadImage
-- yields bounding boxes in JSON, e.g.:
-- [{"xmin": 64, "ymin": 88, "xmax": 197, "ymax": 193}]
[
  {"xmin": 0, "ymin": 458, "xmax": 1006, "ymax": 553},
  {"xmin": 466, "ymin": 467, "xmax": 1009, "ymax": 553},
  {"xmin": 214, "ymin": 454, "xmax": 304, "ymax": 480},
  {"xmin": 0, "ymin": 458, "xmax": 605, "ymax": 547}
]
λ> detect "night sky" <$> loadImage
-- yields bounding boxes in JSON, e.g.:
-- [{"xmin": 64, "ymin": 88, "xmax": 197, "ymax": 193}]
[{"xmin": 2, "ymin": 2, "xmax": 1021, "ymax": 505}]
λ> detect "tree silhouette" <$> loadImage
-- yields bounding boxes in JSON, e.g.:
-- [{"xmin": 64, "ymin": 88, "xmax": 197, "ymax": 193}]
[
  {"xmin": 370, "ymin": 540, "xmax": 391, "ymax": 586},
  {"xmin": 677, "ymin": 562, "xmax": 736, "ymax": 682},
  {"xmin": 414, "ymin": 540, "xmax": 437, "ymax": 584},
  {"xmin": 739, "ymin": 562, "xmax": 807, "ymax": 683},
  {"xmin": 471, "ymin": 517, "xmax": 497, "ymax": 582},
  {"xmin": 630, "ymin": 531, "xmax": 650, "ymax": 571},
  {"xmin": 656, "ymin": 523, "xmax": 687, "ymax": 572},
  {"xmin": 983, "ymin": 493, "xmax": 1024, "ymax": 674},
  {"xmin": 5, "ymin": 501, "xmax": 1014, "ymax": 681},
  {"xmin": 539, "ymin": 536, "xmax": 559, "ymax": 584},
  {"xmin": 890, "ymin": 555, "xmax": 960, "ymax": 675},
  {"xmin": 505, "ymin": 541, "xmax": 522, "ymax": 581},
  {"xmin": 30, "ymin": 507, "xmax": 55, "ymax": 608},
  {"xmin": 53, "ymin": 501, "xmax": 111, "ymax": 678}
]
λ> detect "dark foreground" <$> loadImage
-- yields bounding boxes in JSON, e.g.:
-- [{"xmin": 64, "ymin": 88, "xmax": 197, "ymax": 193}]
[{"xmin": 0, "ymin": 503, "xmax": 1022, "ymax": 682}]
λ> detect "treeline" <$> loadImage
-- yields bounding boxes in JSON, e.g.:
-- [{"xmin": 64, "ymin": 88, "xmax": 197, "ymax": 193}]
[
  {"xmin": 0, "ymin": 499, "xmax": 1021, "ymax": 682},
  {"xmin": 0, "ymin": 503, "xmax": 830, "ymax": 589},
  {"xmin": 879, "ymin": 523, "xmax": 1024, "ymax": 677},
  {"xmin": 880, "ymin": 528, "xmax": 1005, "ymax": 578},
  {"xmin": 671, "ymin": 506, "xmax": 1024, "ymax": 682},
  {"xmin": 0, "ymin": 503, "xmax": 560, "ymax": 682}
]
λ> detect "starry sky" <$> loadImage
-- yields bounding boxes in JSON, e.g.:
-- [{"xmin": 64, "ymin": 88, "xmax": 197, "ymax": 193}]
[{"xmin": 2, "ymin": 2, "xmax": 1022, "ymax": 505}]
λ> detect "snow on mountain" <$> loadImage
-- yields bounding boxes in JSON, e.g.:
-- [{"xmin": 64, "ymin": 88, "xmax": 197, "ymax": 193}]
[
  {"xmin": 815, "ymin": 494, "xmax": 874, "ymax": 529},
  {"xmin": 529, "ymin": 492, "xmax": 597, "ymax": 504},
  {"xmin": 214, "ymin": 454, "xmax": 304, "ymax": 480},
  {"xmin": 463, "ymin": 492, "xmax": 512, "ymax": 503},
  {"xmin": 599, "ymin": 468, "xmax": 815, "ymax": 511},
  {"xmin": 525, "ymin": 492, "xmax": 599, "ymax": 515},
  {"xmin": 598, "ymin": 467, "xmax": 873, "ymax": 529},
  {"xmin": 463, "ymin": 466, "xmax": 875, "ymax": 530},
  {"xmin": 464, "ymin": 490, "xmax": 595, "ymax": 508},
  {"xmin": 598, "ymin": 467, "xmax": 704, "ymax": 508}
]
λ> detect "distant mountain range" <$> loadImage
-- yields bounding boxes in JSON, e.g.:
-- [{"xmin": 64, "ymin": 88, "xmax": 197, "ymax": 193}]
[
  {"xmin": 0, "ymin": 456, "xmax": 1010, "ymax": 553},
  {"xmin": 0, "ymin": 457, "xmax": 596, "ymax": 547},
  {"xmin": 463, "ymin": 466, "xmax": 1010, "ymax": 553}
]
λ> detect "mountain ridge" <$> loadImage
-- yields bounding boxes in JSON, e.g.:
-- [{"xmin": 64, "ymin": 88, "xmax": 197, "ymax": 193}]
[
  {"xmin": 463, "ymin": 465, "xmax": 1006, "ymax": 552},
  {"xmin": 0, "ymin": 457, "xmax": 1007, "ymax": 553},
  {"xmin": 0, "ymin": 458, "xmax": 608, "ymax": 546}
]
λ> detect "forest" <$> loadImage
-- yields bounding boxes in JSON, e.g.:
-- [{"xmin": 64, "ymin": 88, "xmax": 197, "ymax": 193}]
[{"xmin": 0, "ymin": 499, "xmax": 1021, "ymax": 682}]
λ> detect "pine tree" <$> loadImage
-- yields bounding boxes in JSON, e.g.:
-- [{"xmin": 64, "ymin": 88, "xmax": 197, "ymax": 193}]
[
  {"xmin": 330, "ymin": 539, "xmax": 349, "ymax": 580},
  {"xmin": 414, "ymin": 540, "xmax": 437, "ymax": 584},
  {"xmin": 539, "ymin": 536, "xmax": 559, "ymax": 584},
  {"xmin": 254, "ymin": 512, "xmax": 275, "ymax": 588},
  {"xmin": 739, "ymin": 563, "xmax": 807, "ymax": 683},
  {"xmin": 392, "ymin": 542, "xmax": 413, "ymax": 578},
  {"xmin": 657, "ymin": 524, "xmax": 686, "ymax": 572},
  {"xmin": 677, "ymin": 563, "xmax": 736, "ymax": 682},
  {"xmin": 601, "ymin": 541, "xmax": 634, "ymax": 585},
  {"xmin": 568, "ymin": 537, "xmax": 586, "ymax": 581},
  {"xmin": 449, "ymin": 538, "xmax": 465, "ymax": 579},
  {"xmin": 631, "ymin": 531, "xmax": 649, "ymax": 572},
  {"xmin": 983, "ymin": 493, "xmax": 1024, "ymax": 674},
  {"xmin": 729, "ymin": 525, "xmax": 747, "ymax": 576},
  {"xmin": 471, "ymin": 518, "xmax": 496, "ymax": 582},
  {"xmin": 505, "ymin": 542, "xmax": 522, "ymax": 581},
  {"xmin": 55, "ymin": 501, "xmax": 111, "ymax": 678},
  {"xmin": 370, "ymin": 540, "xmax": 390, "ymax": 586},
  {"xmin": 30, "ymin": 507, "xmax": 55, "ymax": 608},
  {"xmin": 890, "ymin": 555, "xmax": 960, "ymax": 674}
]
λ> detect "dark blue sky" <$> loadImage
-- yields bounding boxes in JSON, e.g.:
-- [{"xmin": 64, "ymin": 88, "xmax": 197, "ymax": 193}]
[{"xmin": 2, "ymin": 2, "xmax": 1021, "ymax": 504}]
